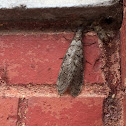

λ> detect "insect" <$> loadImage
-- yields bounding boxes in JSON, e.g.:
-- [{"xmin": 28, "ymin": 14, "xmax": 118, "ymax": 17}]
[
  {"xmin": 57, "ymin": 27, "xmax": 84, "ymax": 97},
  {"xmin": 57, "ymin": 11, "xmax": 123, "ymax": 97}
]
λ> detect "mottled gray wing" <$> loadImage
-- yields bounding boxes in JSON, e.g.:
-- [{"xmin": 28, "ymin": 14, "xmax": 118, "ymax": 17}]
[
  {"xmin": 69, "ymin": 50, "xmax": 84, "ymax": 97},
  {"xmin": 57, "ymin": 28, "xmax": 84, "ymax": 96}
]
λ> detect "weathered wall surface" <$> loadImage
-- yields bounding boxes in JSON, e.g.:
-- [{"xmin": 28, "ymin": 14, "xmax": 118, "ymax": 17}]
[{"xmin": 0, "ymin": 0, "xmax": 125, "ymax": 126}]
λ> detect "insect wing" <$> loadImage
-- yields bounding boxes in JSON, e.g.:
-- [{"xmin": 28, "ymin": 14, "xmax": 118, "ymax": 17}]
[{"xmin": 57, "ymin": 28, "xmax": 84, "ymax": 96}]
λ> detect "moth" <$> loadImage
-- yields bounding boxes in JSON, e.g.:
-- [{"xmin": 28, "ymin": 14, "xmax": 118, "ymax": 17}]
[
  {"xmin": 57, "ymin": 27, "xmax": 84, "ymax": 97},
  {"xmin": 56, "ymin": 21, "xmax": 118, "ymax": 97}
]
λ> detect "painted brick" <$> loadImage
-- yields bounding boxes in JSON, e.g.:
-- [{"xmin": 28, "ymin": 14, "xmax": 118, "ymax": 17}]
[
  {"xmin": 0, "ymin": 97, "xmax": 18, "ymax": 126},
  {"xmin": 0, "ymin": 32, "xmax": 104, "ymax": 85},
  {"xmin": 121, "ymin": 5, "xmax": 126, "ymax": 87},
  {"xmin": 121, "ymin": 3, "xmax": 126, "ymax": 126},
  {"xmin": 123, "ymin": 96, "xmax": 126, "ymax": 125},
  {"xmin": 26, "ymin": 97, "xmax": 103, "ymax": 126}
]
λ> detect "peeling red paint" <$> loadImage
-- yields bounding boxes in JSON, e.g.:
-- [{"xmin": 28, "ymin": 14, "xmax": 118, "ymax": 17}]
[
  {"xmin": 26, "ymin": 97, "xmax": 103, "ymax": 126},
  {"xmin": 0, "ymin": 97, "xmax": 18, "ymax": 126},
  {"xmin": 0, "ymin": 32, "xmax": 104, "ymax": 85}
]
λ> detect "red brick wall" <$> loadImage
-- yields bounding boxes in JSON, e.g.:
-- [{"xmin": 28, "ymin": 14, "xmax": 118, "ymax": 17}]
[
  {"xmin": 0, "ymin": 4, "xmax": 125, "ymax": 126},
  {"xmin": 0, "ymin": 32, "xmax": 107, "ymax": 126}
]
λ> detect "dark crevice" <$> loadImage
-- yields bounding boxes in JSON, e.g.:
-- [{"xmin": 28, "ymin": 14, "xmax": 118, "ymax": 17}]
[
  {"xmin": 0, "ymin": 1, "xmax": 123, "ymax": 32},
  {"xmin": 104, "ymin": 17, "xmax": 114, "ymax": 25},
  {"xmin": 103, "ymin": 91, "xmax": 124, "ymax": 126}
]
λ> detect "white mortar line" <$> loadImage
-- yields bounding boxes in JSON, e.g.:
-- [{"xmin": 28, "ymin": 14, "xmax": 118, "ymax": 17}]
[
  {"xmin": 0, "ymin": 85, "xmax": 108, "ymax": 98},
  {"xmin": 0, "ymin": 0, "xmax": 119, "ymax": 8}
]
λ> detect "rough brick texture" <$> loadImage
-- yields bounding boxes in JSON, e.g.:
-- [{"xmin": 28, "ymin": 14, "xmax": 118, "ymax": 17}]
[
  {"xmin": 0, "ymin": 31, "xmax": 107, "ymax": 126},
  {"xmin": 121, "ymin": 3, "xmax": 126, "ymax": 87},
  {"xmin": 123, "ymin": 96, "xmax": 126, "ymax": 125},
  {"xmin": 121, "ymin": 2, "xmax": 126, "ymax": 125},
  {"xmin": 26, "ymin": 97, "xmax": 103, "ymax": 126},
  {"xmin": 0, "ymin": 97, "xmax": 18, "ymax": 126},
  {"xmin": 0, "ymin": 32, "xmax": 104, "ymax": 85},
  {"xmin": 0, "ymin": 2, "xmax": 125, "ymax": 126}
]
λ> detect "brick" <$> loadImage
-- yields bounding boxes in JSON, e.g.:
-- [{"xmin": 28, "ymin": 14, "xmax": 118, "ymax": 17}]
[
  {"xmin": 0, "ymin": 97, "xmax": 18, "ymax": 126},
  {"xmin": 26, "ymin": 97, "xmax": 103, "ymax": 126},
  {"xmin": 123, "ymin": 96, "xmax": 126, "ymax": 125},
  {"xmin": 84, "ymin": 33, "xmax": 105, "ymax": 84},
  {"xmin": 121, "ymin": 4, "xmax": 126, "ymax": 126},
  {"xmin": 121, "ymin": 4, "xmax": 126, "ymax": 124},
  {"xmin": 0, "ymin": 32, "xmax": 104, "ymax": 85},
  {"xmin": 121, "ymin": 6, "xmax": 126, "ymax": 86}
]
